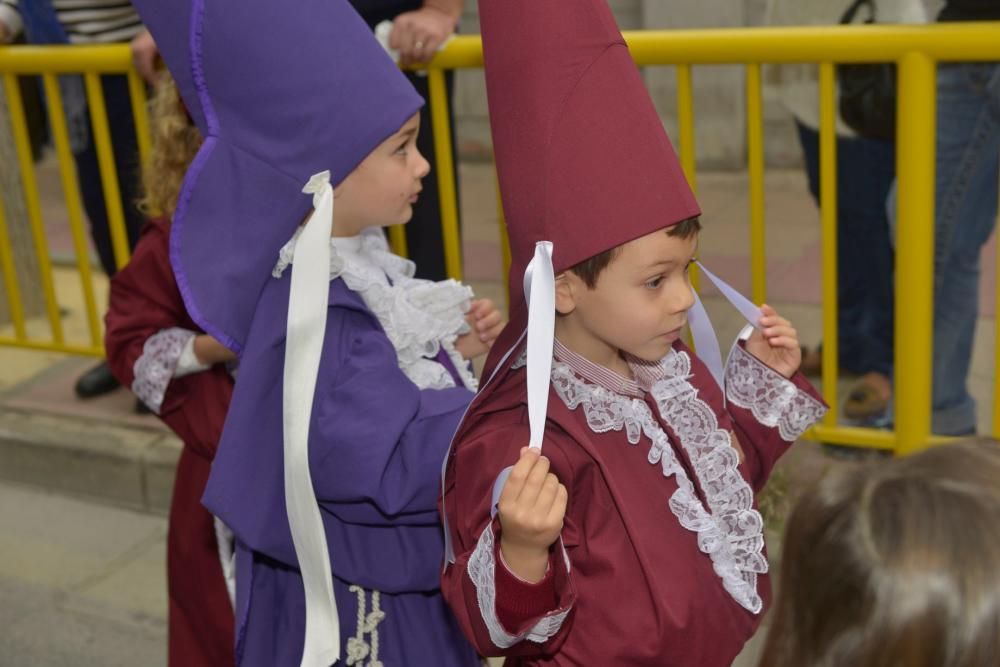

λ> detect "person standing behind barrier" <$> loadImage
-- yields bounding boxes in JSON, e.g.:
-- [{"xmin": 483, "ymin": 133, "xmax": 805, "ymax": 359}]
[
  {"xmin": 350, "ymin": 0, "xmax": 464, "ymax": 281},
  {"xmin": 104, "ymin": 73, "xmax": 235, "ymax": 667},
  {"xmin": 886, "ymin": 1, "xmax": 1000, "ymax": 436},
  {"xmin": 0, "ymin": 0, "xmax": 159, "ymax": 401},
  {"xmin": 757, "ymin": 439, "xmax": 1000, "ymax": 666},
  {"xmin": 765, "ymin": 0, "xmax": 926, "ymax": 427}
]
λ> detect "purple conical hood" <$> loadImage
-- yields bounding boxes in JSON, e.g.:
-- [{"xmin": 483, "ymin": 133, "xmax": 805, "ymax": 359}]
[{"xmin": 132, "ymin": 0, "xmax": 424, "ymax": 353}]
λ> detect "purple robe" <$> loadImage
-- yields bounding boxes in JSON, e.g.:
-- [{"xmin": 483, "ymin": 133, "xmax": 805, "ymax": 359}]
[{"xmin": 203, "ymin": 272, "xmax": 479, "ymax": 665}]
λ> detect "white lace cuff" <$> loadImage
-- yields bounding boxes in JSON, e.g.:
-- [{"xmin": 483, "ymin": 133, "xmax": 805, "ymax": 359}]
[
  {"xmin": 132, "ymin": 328, "xmax": 198, "ymax": 414},
  {"xmin": 725, "ymin": 343, "xmax": 827, "ymax": 442},
  {"xmin": 467, "ymin": 524, "xmax": 571, "ymax": 648}
]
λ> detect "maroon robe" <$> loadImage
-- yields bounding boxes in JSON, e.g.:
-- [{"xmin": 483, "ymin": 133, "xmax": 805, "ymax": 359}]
[
  {"xmin": 104, "ymin": 219, "xmax": 235, "ymax": 667},
  {"xmin": 442, "ymin": 339, "xmax": 826, "ymax": 666}
]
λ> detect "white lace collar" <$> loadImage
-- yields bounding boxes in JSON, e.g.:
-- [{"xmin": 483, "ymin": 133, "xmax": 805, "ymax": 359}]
[
  {"xmin": 546, "ymin": 349, "xmax": 766, "ymax": 614},
  {"xmin": 273, "ymin": 227, "xmax": 478, "ymax": 392}
]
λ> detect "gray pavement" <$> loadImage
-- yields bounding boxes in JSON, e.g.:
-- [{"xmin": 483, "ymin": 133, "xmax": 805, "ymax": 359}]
[{"xmin": 0, "ymin": 481, "xmax": 166, "ymax": 667}]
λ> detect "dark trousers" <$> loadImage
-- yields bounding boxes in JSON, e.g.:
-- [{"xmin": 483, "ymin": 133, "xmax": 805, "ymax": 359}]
[
  {"xmin": 796, "ymin": 121, "xmax": 895, "ymax": 377},
  {"xmin": 72, "ymin": 75, "xmax": 145, "ymax": 277},
  {"xmin": 404, "ymin": 70, "xmax": 460, "ymax": 282}
]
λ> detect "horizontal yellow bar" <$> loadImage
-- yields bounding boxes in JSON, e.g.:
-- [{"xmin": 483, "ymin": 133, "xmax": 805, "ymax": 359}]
[
  {"xmin": 621, "ymin": 23, "xmax": 1000, "ymax": 65},
  {"xmin": 0, "ymin": 337, "xmax": 103, "ymax": 357},
  {"xmin": 806, "ymin": 425, "xmax": 955, "ymax": 450},
  {"xmin": 5, "ymin": 23, "xmax": 1000, "ymax": 76},
  {"xmin": 807, "ymin": 424, "xmax": 896, "ymax": 449},
  {"xmin": 0, "ymin": 44, "xmax": 131, "ymax": 73}
]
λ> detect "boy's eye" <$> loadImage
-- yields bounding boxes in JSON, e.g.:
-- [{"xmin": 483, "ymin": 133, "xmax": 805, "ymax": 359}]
[
  {"xmin": 395, "ymin": 142, "xmax": 409, "ymax": 155},
  {"xmin": 645, "ymin": 276, "xmax": 664, "ymax": 289}
]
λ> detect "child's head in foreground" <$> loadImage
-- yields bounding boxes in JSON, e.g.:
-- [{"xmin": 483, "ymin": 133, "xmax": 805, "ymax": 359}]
[
  {"xmin": 554, "ymin": 217, "xmax": 701, "ymax": 365},
  {"xmin": 758, "ymin": 439, "xmax": 1000, "ymax": 667}
]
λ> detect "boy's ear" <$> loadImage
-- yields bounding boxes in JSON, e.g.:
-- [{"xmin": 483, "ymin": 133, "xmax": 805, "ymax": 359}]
[{"xmin": 554, "ymin": 273, "xmax": 577, "ymax": 315}]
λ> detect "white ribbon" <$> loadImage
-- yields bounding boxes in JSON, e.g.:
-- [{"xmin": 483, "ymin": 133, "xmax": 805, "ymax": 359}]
[
  {"xmin": 688, "ymin": 261, "xmax": 763, "ymax": 391},
  {"xmin": 284, "ymin": 170, "xmax": 341, "ymax": 666},
  {"xmin": 524, "ymin": 242, "xmax": 556, "ymax": 451},
  {"xmin": 488, "ymin": 242, "xmax": 555, "ymax": 518}
]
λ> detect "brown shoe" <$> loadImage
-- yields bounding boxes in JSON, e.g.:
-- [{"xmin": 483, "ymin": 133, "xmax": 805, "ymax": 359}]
[{"xmin": 843, "ymin": 372, "xmax": 891, "ymax": 420}]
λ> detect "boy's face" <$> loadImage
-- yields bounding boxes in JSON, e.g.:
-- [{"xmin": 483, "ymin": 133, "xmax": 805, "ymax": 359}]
[
  {"xmin": 333, "ymin": 113, "xmax": 430, "ymax": 235},
  {"xmin": 556, "ymin": 227, "xmax": 697, "ymax": 364}
]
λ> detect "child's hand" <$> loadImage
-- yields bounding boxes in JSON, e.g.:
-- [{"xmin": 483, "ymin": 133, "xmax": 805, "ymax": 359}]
[
  {"xmin": 455, "ymin": 298, "xmax": 505, "ymax": 360},
  {"xmin": 498, "ymin": 447, "xmax": 568, "ymax": 583},
  {"xmin": 193, "ymin": 335, "xmax": 237, "ymax": 366},
  {"xmin": 745, "ymin": 304, "xmax": 802, "ymax": 379}
]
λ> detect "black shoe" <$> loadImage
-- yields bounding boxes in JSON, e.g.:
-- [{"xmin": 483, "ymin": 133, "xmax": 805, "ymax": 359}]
[{"xmin": 74, "ymin": 361, "xmax": 121, "ymax": 398}]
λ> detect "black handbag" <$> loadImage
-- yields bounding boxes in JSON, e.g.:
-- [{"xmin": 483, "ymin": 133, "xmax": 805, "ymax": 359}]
[{"xmin": 837, "ymin": 0, "xmax": 897, "ymax": 141}]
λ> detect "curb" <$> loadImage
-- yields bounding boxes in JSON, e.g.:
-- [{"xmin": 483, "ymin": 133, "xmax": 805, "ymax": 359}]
[{"xmin": 0, "ymin": 406, "xmax": 180, "ymax": 515}]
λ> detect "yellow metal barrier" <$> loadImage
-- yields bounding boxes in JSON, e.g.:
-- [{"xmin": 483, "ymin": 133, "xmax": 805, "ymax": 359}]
[
  {"xmin": 2, "ymin": 23, "xmax": 1000, "ymax": 456},
  {"xmin": 0, "ymin": 44, "xmax": 139, "ymax": 357}
]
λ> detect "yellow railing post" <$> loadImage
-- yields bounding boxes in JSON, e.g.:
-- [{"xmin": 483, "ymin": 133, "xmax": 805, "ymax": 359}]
[
  {"xmin": 0, "ymin": 189, "xmax": 26, "ymax": 340},
  {"xmin": 818, "ymin": 62, "xmax": 840, "ymax": 428},
  {"xmin": 676, "ymin": 64, "xmax": 700, "ymax": 294},
  {"xmin": 42, "ymin": 74, "xmax": 103, "ymax": 348},
  {"xmin": 894, "ymin": 52, "xmax": 936, "ymax": 455},
  {"xmin": 994, "ymin": 207, "xmax": 1000, "ymax": 438},
  {"xmin": 83, "ymin": 72, "xmax": 131, "ymax": 271},
  {"xmin": 2, "ymin": 72, "xmax": 64, "ymax": 344},
  {"xmin": 746, "ymin": 63, "xmax": 766, "ymax": 306},
  {"xmin": 427, "ymin": 67, "xmax": 463, "ymax": 281}
]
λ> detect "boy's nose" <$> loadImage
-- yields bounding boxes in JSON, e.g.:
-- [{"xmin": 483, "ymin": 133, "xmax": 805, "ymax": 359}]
[
  {"xmin": 415, "ymin": 149, "xmax": 431, "ymax": 179},
  {"xmin": 673, "ymin": 283, "xmax": 696, "ymax": 314}
]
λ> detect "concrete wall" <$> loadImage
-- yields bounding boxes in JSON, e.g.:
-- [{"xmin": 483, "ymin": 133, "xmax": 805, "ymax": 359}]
[{"xmin": 453, "ymin": 0, "xmax": 942, "ymax": 168}]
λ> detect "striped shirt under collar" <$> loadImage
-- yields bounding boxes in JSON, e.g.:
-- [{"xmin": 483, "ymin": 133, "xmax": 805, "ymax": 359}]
[{"xmin": 552, "ymin": 339, "xmax": 669, "ymax": 399}]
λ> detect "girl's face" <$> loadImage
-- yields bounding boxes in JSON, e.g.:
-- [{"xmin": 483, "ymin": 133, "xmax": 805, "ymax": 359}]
[{"xmin": 332, "ymin": 113, "xmax": 430, "ymax": 235}]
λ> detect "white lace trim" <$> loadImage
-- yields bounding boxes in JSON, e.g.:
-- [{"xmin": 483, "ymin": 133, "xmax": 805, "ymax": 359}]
[
  {"xmin": 549, "ymin": 353, "xmax": 766, "ymax": 614},
  {"xmin": 725, "ymin": 344, "xmax": 827, "ymax": 442},
  {"xmin": 345, "ymin": 585, "xmax": 386, "ymax": 666},
  {"xmin": 467, "ymin": 524, "xmax": 572, "ymax": 648},
  {"xmin": 131, "ymin": 327, "xmax": 196, "ymax": 414},
  {"xmin": 273, "ymin": 228, "xmax": 477, "ymax": 392}
]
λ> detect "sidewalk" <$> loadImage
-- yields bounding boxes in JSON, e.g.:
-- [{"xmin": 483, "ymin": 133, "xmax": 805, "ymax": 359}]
[{"xmin": 1, "ymin": 158, "xmax": 998, "ymax": 513}]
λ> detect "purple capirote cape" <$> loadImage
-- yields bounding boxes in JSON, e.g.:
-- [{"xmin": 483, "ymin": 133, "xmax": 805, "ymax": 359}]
[
  {"xmin": 205, "ymin": 273, "xmax": 479, "ymax": 665},
  {"xmin": 130, "ymin": 0, "xmax": 424, "ymax": 355}
]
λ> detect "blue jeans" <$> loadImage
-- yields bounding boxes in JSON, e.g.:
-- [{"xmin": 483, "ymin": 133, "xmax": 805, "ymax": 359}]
[
  {"xmin": 889, "ymin": 62, "xmax": 1000, "ymax": 435},
  {"xmin": 796, "ymin": 121, "xmax": 896, "ymax": 378}
]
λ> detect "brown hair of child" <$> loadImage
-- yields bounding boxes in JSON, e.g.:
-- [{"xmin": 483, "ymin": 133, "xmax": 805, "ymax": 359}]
[
  {"xmin": 137, "ymin": 72, "xmax": 203, "ymax": 218},
  {"xmin": 758, "ymin": 439, "xmax": 1000, "ymax": 667},
  {"xmin": 568, "ymin": 216, "xmax": 701, "ymax": 288}
]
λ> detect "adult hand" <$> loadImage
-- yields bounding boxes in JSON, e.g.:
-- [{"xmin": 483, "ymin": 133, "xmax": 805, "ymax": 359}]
[
  {"xmin": 389, "ymin": 5, "xmax": 458, "ymax": 66},
  {"xmin": 0, "ymin": 19, "xmax": 13, "ymax": 44},
  {"xmin": 130, "ymin": 29, "xmax": 160, "ymax": 85}
]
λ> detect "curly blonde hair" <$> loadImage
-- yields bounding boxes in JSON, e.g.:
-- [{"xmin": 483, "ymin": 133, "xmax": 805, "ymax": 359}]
[{"xmin": 137, "ymin": 72, "xmax": 202, "ymax": 218}]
